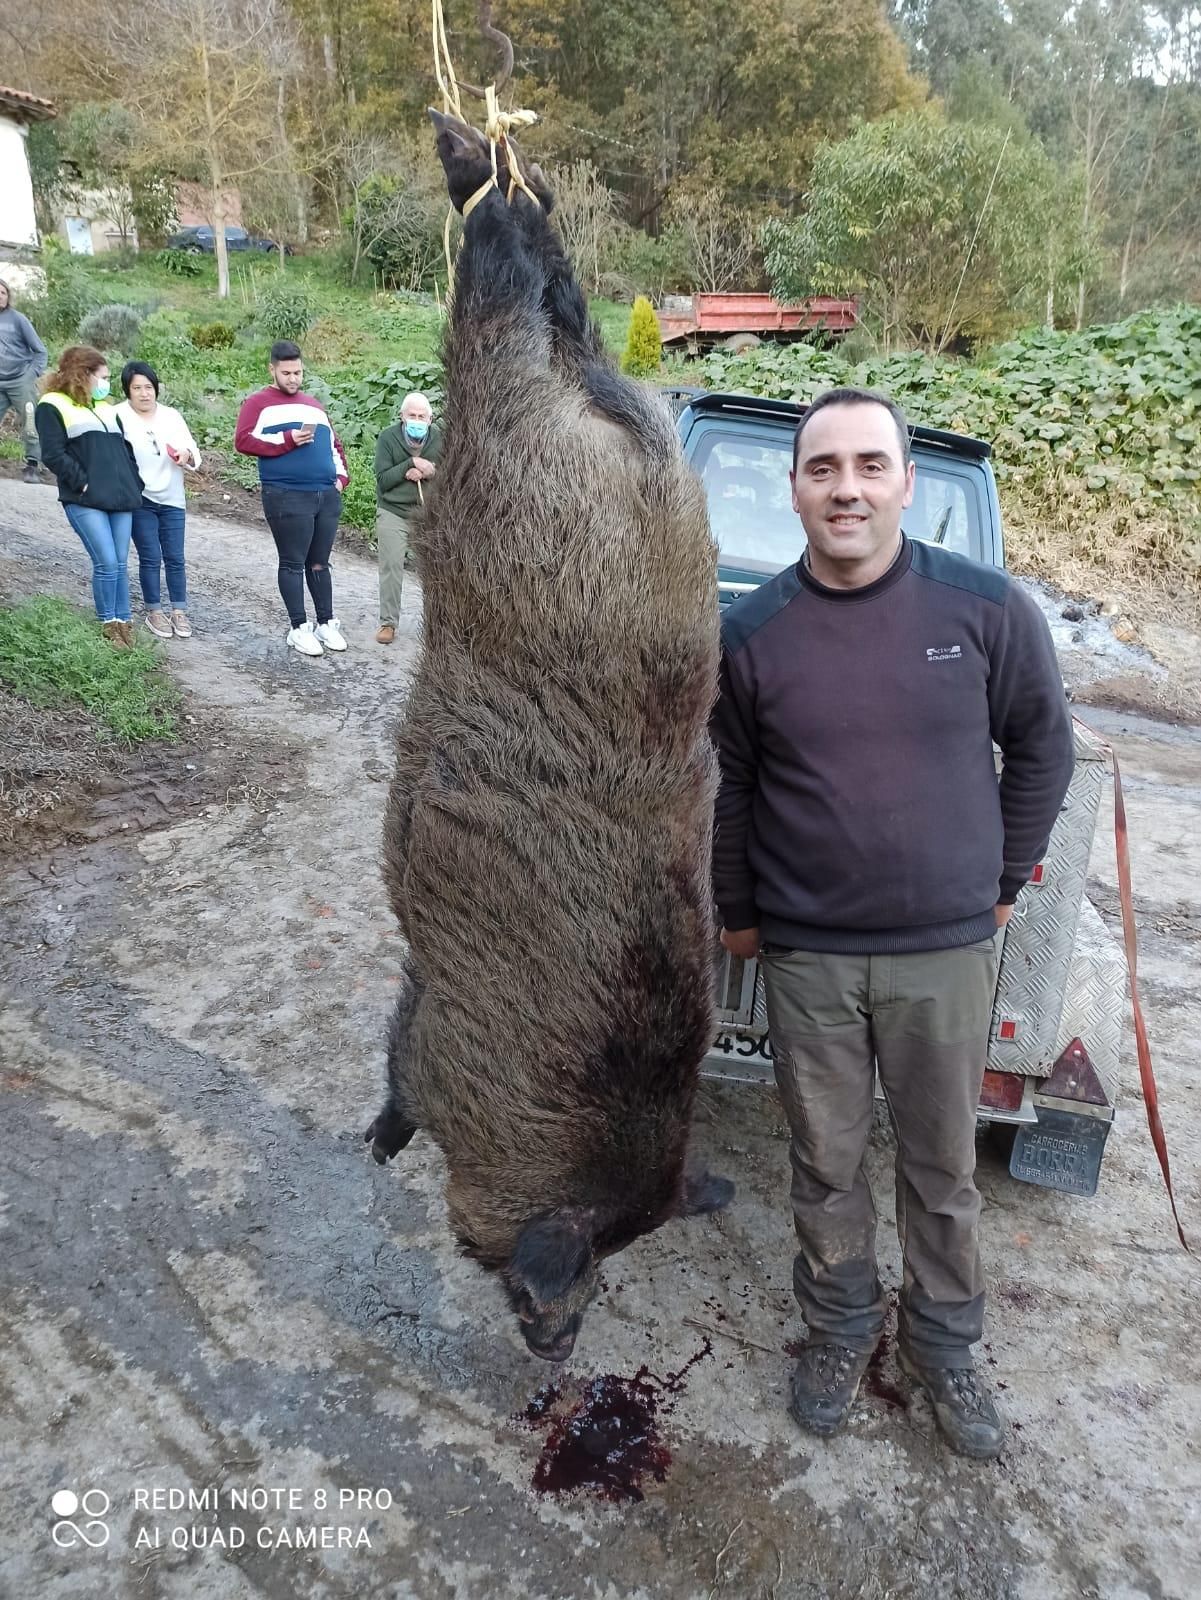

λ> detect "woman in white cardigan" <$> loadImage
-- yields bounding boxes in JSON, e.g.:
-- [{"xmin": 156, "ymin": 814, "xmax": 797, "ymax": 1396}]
[{"xmin": 116, "ymin": 361, "xmax": 202, "ymax": 638}]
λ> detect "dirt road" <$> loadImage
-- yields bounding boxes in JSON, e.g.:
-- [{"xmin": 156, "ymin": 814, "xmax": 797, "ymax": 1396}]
[{"xmin": 1, "ymin": 478, "xmax": 1198, "ymax": 1600}]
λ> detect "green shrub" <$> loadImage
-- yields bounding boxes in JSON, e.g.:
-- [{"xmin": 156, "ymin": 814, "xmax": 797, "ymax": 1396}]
[
  {"xmin": 31, "ymin": 250, "xmax": 100, "ymax": 340},
  {"xmin": 78, "ymin": 302, "xmax": 143, "ymax": 355},
  {"xmin": 257, "ymin": 282, "xmax": 315, "ymax": 342},
  {"xmin": 340, "ymin": 445, "xmax": 378, "ymax": 533},
  {"xmin": 620, "ymin": 296, "xmax": 662, "ymax": 379},
  {"xmin": 138, "ymin": 309, "xmax": 198, "ymax": 372},
  {"xmin": 154, "ymin": 248, "xmax": 204, "ymax": 278},
  {"xmin": 324, "ymin": 360, "xmax": 443, "ymax": 449},
  {"xmin": 190, "ymin": 320, "xmax": 236, "ymax": 350},
  {"xmin": 0, "ymin": 596, "xmax": 179, "ymax": 743}
]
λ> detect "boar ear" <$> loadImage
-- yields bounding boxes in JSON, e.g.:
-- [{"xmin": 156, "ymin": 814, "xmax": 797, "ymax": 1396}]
[{"xmin": 509, "ymin": 1216, "xmax": 591, "ymax": 1307}]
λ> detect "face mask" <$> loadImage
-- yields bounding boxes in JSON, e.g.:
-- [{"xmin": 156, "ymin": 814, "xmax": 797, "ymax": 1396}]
[
  {"xmin": 91, "ymin": 379, "xmax": 111, "ymax": 402},
  {"xmin": 403, "ymin": 419, "xmax": 429, "ymax": 444}
]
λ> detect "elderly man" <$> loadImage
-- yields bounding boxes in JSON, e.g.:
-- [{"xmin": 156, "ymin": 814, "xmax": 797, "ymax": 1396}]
[
  {"xmin": 373, "ymin": 392, "xmax": 441, "ymax": 644},
  {"xmin": 711, "ymin": 386, "xmax": 1075, "ymax": 1459}
]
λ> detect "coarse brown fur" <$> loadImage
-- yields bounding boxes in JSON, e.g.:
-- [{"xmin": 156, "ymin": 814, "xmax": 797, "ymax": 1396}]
[{"xmin": 367, "ymin": 114, "xmax": 728, "ymax": 1361}]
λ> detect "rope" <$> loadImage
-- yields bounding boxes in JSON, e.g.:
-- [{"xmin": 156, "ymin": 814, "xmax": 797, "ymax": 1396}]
[{"xmin": 428, "ymin": 0, "xmax": 541, "ymax": 292}]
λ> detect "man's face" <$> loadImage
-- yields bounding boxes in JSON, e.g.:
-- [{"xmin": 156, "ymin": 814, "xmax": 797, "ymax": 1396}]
[
  {"xmin": 791, "ymin": 403, "xmax": 915, "ymax": 570},
  {"xmin": 271, "ymin": 359, "xmax": 304, "ymax": 395},
  {"xmin": 0, "ymin": 284, "xmax": 9, "ymax": 310},
  {"xmin": 400, "ymin": 398, "xmax": 432, "ymax": 427}
]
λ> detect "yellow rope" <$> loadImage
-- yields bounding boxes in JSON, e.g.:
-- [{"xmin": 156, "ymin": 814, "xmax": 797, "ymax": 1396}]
[{"xmin": 428, "ymin": 0, "xmax": 542, "ymax": 296}]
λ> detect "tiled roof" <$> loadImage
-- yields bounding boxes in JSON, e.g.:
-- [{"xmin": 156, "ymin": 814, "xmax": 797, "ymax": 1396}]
[{"xmin": 0, "ymin": 85, "xmax": 57, "ymax": 122}]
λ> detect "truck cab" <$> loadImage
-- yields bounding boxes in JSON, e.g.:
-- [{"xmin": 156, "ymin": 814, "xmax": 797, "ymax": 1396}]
[{"xmin": 673, "ymin": 389, "xmax": 1124, "ymax": 1199}]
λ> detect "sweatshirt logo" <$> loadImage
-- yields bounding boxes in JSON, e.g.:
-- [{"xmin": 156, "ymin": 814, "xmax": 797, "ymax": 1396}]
[{"xmin": 926, "ymin": 644, "xmax": 963, "ymax": 663}]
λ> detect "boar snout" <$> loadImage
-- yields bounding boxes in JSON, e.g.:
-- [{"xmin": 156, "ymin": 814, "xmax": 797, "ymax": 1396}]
[{"xmin": 505, "ymin": 1213, "xmax": 598, "ymax": 1362}]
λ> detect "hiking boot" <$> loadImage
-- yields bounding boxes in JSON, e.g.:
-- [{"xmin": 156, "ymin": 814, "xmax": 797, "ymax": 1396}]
[
  {"xmin": 788, "ymin": 1341, "xmax": 873, "ymax": 1437},
  {"xmin": 101, "ymin": 621, "xmax": 130, "ymax": 650},
  {"xmin": 22, "ymin": 459, "xmax": 41, "ymax": 484},
  {"xmin": 375, "ymin": 624, "xmax": 395, "ymax": 645},
  {"xmin": 899, "ymin": 1350, "xmax": 1006, "ymax": 1460},
  {"xmin": 117, "ymin": 621, "xmax": 136, "ymax": 647}
]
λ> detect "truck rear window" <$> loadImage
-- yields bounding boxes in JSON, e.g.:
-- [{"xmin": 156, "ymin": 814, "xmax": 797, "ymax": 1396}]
[{"xmin": 692, "ymin": 426, "xmax": 986, "ymax": 572}]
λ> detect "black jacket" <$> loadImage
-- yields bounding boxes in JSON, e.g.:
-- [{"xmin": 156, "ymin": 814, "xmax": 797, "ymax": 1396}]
[
  {"xmin": 711, "ymin": 536, "xmax": 1076, "ymax": 955},
  {"xmin": 35, "ymin": 393, "xmax": 144, "ymax": 512}
]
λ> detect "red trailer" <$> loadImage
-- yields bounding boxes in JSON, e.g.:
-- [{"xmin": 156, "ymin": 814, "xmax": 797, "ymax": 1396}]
[{"xmin": 657, "ymin": 291, "xmax": 858, "ymax": 354}]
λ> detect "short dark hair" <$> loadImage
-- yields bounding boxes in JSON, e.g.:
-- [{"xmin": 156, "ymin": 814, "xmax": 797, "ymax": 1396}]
[
  {"xmin": 270, "ymin": 340, "xmax": 303, "ymax": 364},
  {"xmin": 121, "ymin": 360, "xmax": 160, "ymax": 398},
  {"xmin": 792, "ymin": 386, "xmax": 911, "ymax": 472}
]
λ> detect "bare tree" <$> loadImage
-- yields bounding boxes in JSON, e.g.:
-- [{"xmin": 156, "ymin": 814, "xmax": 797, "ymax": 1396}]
[
  {"xmin": 667, "ymin": 185, "xmax": 757, "ymax": 294},
  {"xmin": 544, "ymin": 160, "xmax": 622, "ymax": 295},
  {"xmin": 100, "ymin": 0, "xmax": 286, "ymax": 297}
]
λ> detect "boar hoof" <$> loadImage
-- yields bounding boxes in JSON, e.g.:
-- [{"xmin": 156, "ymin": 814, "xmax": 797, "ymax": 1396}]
[
  {"xmin": 364, "ymin": 1113, "xmax": 417, "ymax": 1164},
  {"xmin": 683, "ymin": 1172, "xmax": 736, "ymax": 1215}
]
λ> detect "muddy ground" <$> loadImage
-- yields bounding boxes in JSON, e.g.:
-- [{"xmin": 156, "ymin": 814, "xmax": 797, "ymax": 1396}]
[{"xmin": 0, "ymin": 476, "xmax": 1198, "ymax": 1600}]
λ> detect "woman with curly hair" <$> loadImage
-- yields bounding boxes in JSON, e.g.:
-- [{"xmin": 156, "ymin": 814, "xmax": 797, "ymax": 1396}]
[{"xmin": 35, "ymin": 344, "xmax": 144, "ymax": 648}]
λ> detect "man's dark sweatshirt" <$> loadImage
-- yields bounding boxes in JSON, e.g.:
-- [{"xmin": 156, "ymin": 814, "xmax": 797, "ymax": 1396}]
[{"xmin": 711, "ymin": 536, "xmax": 1076, "ymax": 955}]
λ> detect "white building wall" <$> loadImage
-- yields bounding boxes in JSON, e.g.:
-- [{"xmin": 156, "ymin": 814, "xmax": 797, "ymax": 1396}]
[{"xmin": 0, "ymin": 115, "xmax": 39, "ymax": 250}]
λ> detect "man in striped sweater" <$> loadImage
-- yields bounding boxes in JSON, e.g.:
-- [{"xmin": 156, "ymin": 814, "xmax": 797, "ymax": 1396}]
[{"xmin": 235, "ymin": 340, "xmax": 351, "ymax": 657}]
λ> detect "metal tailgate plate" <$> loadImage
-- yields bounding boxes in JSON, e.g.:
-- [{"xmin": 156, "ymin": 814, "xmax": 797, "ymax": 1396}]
[{"xmin": 1009, "ymin": 1104, "xmax": 1114, "ymax": 1196}]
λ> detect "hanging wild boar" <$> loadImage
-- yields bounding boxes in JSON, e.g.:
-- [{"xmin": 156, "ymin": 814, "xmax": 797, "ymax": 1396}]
[{"xmin": 366, "ymin": 108, "xmax": 731, "ymax": 1362}]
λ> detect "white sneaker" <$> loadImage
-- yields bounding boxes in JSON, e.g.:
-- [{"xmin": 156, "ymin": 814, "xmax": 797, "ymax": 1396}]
[
  {"xmin": 315, "ymin": 618, "xmax": 347, "ymax": 652},
  {"xmin": 287, "ymin": 621, "xmax": 324, "ymax": 657}
]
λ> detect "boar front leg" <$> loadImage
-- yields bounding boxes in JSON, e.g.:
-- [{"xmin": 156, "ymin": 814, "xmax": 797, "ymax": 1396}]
[{"xmin": 365, "ymin": 962, "xmax": 422, "ymax": 1163}]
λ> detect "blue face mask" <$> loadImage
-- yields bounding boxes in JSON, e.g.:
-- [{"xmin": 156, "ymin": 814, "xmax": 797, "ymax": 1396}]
[
  {"xmin": 92, "ymin": 379, "xmax": 111, "ymax": 402},
  {"xmin": 403, "ymin": 419, "xmax": 429, "ymax": 444}
]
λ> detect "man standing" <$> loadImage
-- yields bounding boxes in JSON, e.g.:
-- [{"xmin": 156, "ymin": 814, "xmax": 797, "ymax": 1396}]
[
  {"xmin": 711, "ymin": 387, "xmax": 1074, "ymax": 1460},
  {"xmin": 235, "ymin": 340, "xmax": 350, "ymax": 657},
  {"xmin": 0, "ymin": 278, "xmax": 48, "ymax": 484},
  {"xmin": 372, "ymin": 391, "xmax": 440, "ymax": 644}
]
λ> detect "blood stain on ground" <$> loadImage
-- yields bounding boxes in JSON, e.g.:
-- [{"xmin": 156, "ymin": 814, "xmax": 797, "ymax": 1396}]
[{"xmin": 516, "ymin": 1341, "xmax": 713, "ymax": 1503}]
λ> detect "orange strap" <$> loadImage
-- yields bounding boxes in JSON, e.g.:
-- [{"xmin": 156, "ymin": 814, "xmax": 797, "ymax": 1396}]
[{"xmin": 1110, "ymin": 746, "xmax": 1192, "ymax": 1252}]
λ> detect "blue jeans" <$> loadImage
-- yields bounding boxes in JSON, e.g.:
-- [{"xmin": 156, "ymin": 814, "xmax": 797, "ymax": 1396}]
[
  {"xmin": 63, "ymin": 504, "xmax": 133, "ymax": 622},
  {"xmin": 132, "ymin": 498, "xmax": 187, "ymax": 608}
]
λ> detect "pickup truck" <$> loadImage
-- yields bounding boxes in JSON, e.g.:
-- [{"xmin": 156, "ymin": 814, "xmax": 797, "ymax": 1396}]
[{"xmin": 675, "ymin": 390, "xmax": 1126, "ymax": 1197}]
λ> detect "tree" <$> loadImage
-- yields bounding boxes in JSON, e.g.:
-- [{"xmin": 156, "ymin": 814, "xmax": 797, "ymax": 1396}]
[
  {"xmin": 96, "ymin": 0, "xmax": 289, "ymax": 297},
  {"xmin": 665, "ymin": 181, "xmax": 759, "ymax": 292},
  {"xmin": 544, "ymin": 161, "xmax": 622, "ymax": 295},
  {"xmin": 763, "ymin": 109, "xmax": 1097, "ymax": 350},
  {"xmin": 620, "ymin": 296, "xmax": 662, "ymax": 377}
]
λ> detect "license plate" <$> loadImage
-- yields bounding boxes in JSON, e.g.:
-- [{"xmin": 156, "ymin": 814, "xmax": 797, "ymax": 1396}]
[
  {"xmin": 1009, "ymin": 1106, "xmax": 1112, "ymax": 1196},
  {"xmin": 711, "ymin": 1031, "xmax": 773, "ymax": 1061}
]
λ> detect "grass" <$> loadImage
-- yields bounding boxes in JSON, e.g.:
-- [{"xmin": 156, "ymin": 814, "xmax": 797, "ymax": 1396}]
[{"xmin": 0, "ymin": 597, "xmax": 180, "ymax": 743}]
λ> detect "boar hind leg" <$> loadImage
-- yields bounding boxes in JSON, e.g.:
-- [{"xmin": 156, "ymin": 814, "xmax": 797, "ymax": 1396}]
[
  {"xmin": 365, "ymin": 966, "xmax": 422, "ymax": 1164},
  {"xmin": 682, "ymin": 1171, "xmax": 736, "ymax": 1215}
]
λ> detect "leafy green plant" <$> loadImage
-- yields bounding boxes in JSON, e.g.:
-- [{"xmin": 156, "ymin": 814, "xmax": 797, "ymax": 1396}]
[
  {"xmin": 0, "ymin": 596, "xmax": 179, "ymax": 743},
  {"xmin": 324, "ymin": 361, "xmax": 444, "ymax": 449},
  {"xmin": 620, "ymin": 296, "xmax": 663, "ymax": 378},
  {"xmin": 78, "ymin": 302, "xmax": 144, "ymax": 354},
  {"xmin": 189, "ymin": 320, "xmax": 236, "ymax": 350},
  {"xmin": 154, "ymin": 248, "xmax": 204, "ymax": 278},
  {"xmin": 31, "ymin": 248, "xmax": 100, "ymax": 340},
  {"xmin": 256, "ymin": 281, "xmax": 316, "ymax": 342}
]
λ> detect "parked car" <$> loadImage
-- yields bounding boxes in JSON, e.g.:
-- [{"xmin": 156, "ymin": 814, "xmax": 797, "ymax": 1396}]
[
  {"xmin": 166, "ymin": 225, "xmax": 291, "ymax": 255},
  {"xmin": 673, "ymin": 389, "xmax": 1126, "ymax": 1199}
]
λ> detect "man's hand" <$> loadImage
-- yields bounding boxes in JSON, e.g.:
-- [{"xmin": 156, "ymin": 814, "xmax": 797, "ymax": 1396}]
[
  {"xmin": 405, "ymin": 466, "xmax": 422, "ymax": 482},
  {"xmin": 292, "ymin": 424, "xmax": 315, "ymax": 446},
  {"xmin": 720, "ymin": 926, "xmax": 761, "ymax": 960},
  {"xmin": 412, "ymin": 456, "xmax": 436, "ymax": 480},
  {"xmin": 995, "ymin": 904, "xmax": 1014, "ymax": 927}
]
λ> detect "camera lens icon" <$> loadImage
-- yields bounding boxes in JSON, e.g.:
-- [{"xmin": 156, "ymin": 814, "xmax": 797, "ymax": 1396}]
[{"xmin": 51, "ymin": 1489, "xmax": 111, "ymax": 1550}]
